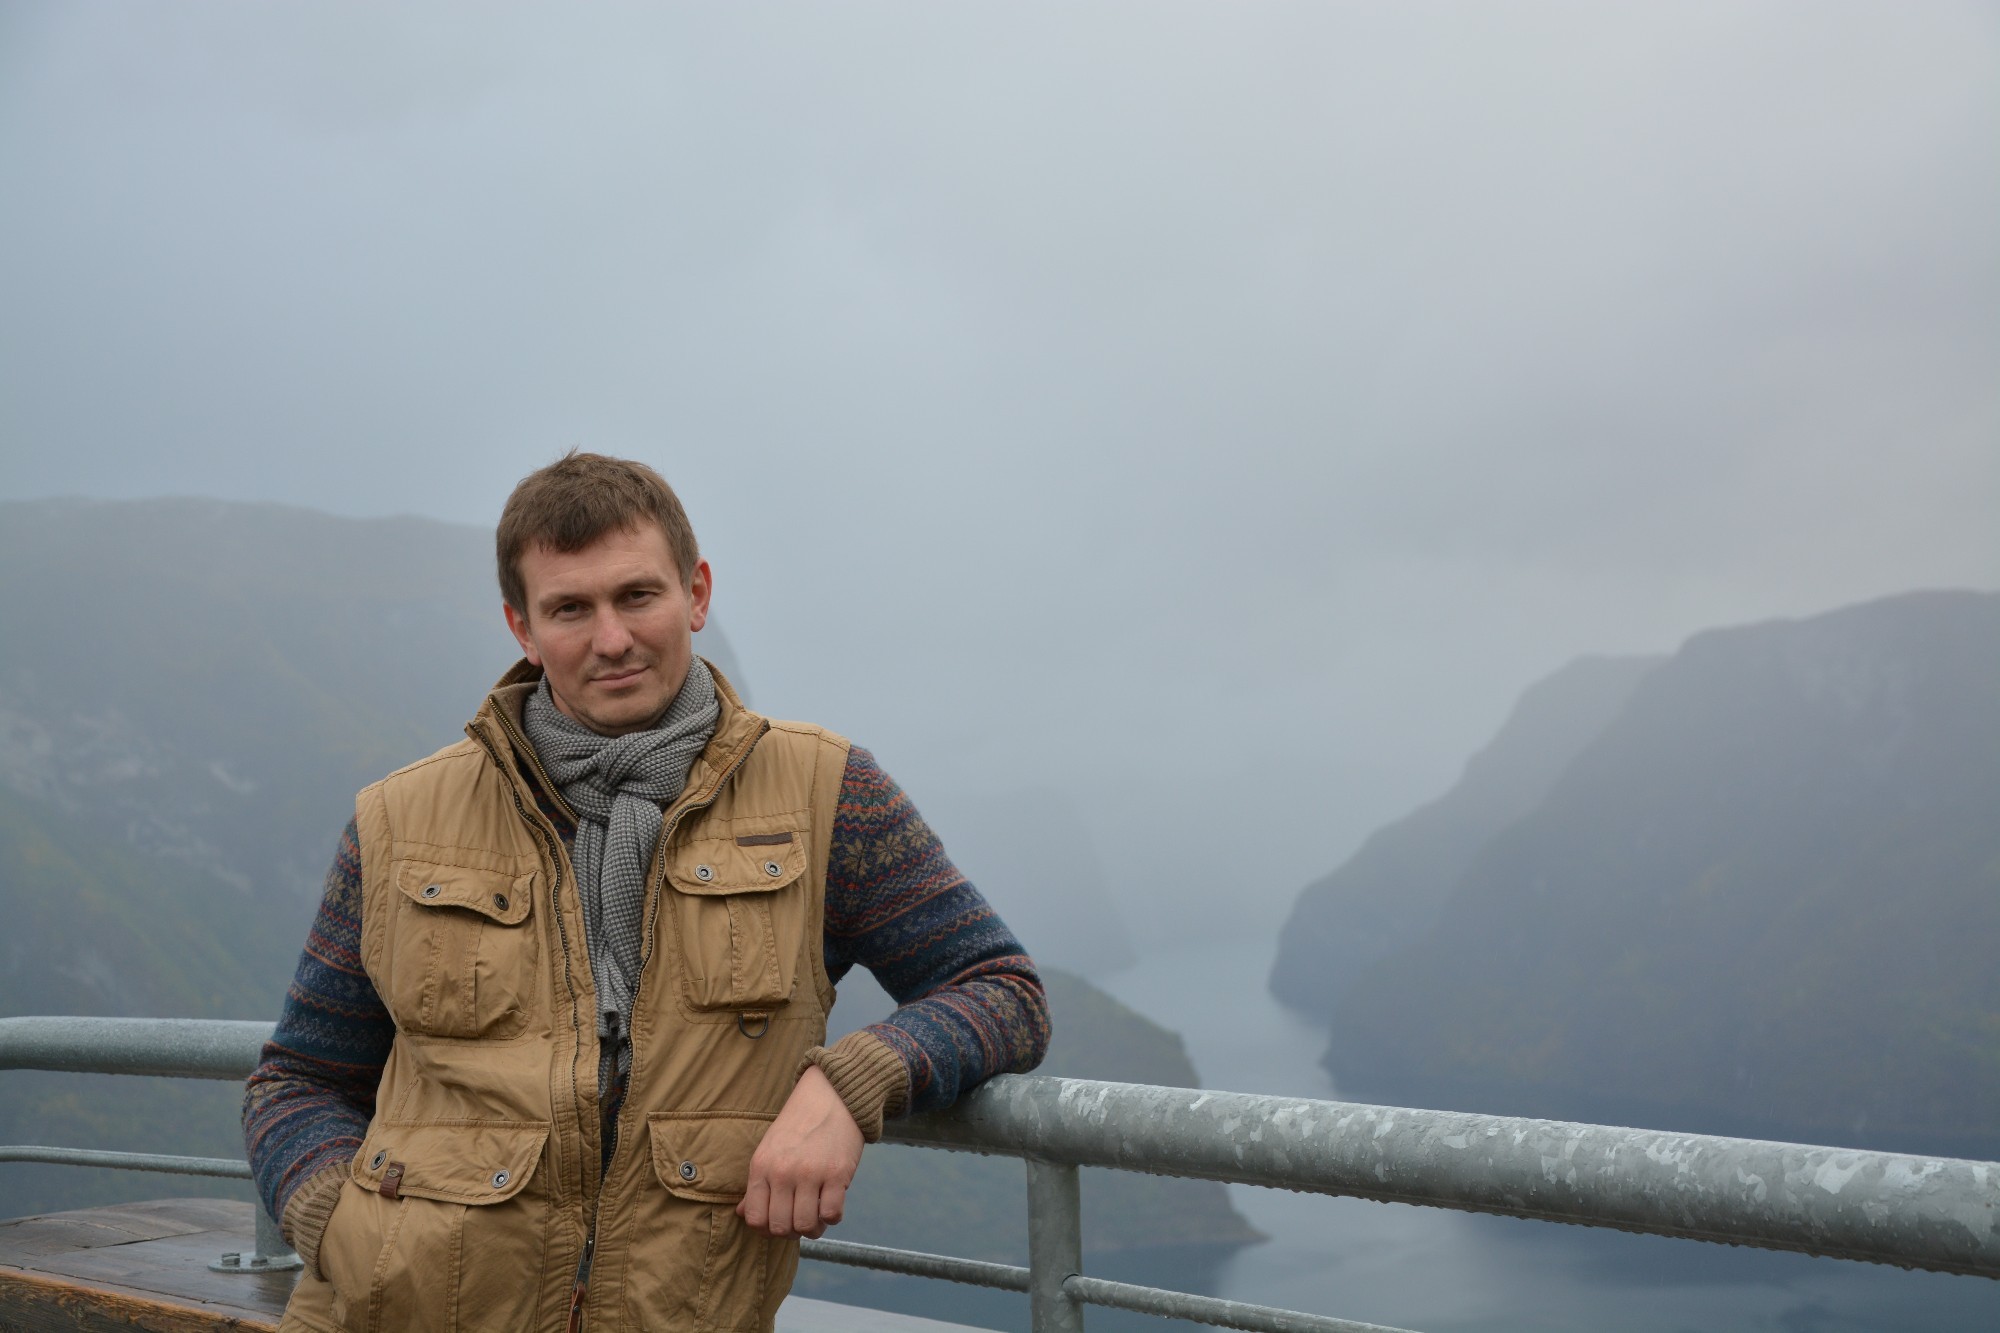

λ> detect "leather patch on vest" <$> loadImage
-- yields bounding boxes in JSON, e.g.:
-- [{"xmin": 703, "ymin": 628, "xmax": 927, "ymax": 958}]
[
  {"xmin": 734, "ymin": 832, "xmax": 794, "ymax": 847},
  {"xmin": 379, "ymin": 1161, "xmax": 405, "ymax": 1200}
]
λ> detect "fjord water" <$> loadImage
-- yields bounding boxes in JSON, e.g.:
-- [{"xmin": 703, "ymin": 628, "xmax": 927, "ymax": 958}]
[{"xmin": 1094, "ymin": 937, "xmax": 2000, "ymax": 1333}]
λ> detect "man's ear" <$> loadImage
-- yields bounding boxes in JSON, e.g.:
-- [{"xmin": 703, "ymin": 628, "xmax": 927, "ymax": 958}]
[
  {"xmin": 687, "ymin": 559, "xmax": 713, "ymax": 635},
  {"xmin": 503, "ymin": 601, "xmax": 543, "ymax": 666}
]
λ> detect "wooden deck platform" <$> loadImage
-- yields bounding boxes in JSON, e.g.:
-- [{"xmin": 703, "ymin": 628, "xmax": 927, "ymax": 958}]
[{"xmin": 0, "ymin": 1200, "xmax": 994, "ymax": 1331}]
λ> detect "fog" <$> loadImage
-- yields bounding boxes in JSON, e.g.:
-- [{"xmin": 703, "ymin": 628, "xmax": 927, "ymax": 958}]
[{"xmin": 2, "ymin": 2, "xmax": 1995, "ymax": 945}]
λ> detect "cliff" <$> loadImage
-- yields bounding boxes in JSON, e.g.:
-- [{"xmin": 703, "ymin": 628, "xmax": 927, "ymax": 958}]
[{"xmin": 1276, "ymin": 589, "xmax": 2000, "ymax": 1158}]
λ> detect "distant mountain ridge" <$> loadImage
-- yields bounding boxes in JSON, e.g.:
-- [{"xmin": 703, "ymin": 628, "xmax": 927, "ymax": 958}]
[
  {"xmin": 0, "ymin": 495, "xmax": 1132, "ymax": 998},
  {"xmin": 1272, "ymin": 589, "xmax": 2000, "ymax": 1158},
  {"xmin": 0, "ymin": 496, "xmax": 741, "ymax": 930}
]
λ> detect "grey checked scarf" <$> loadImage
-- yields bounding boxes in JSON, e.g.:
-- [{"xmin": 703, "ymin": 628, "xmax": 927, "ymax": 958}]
[{"xmin": 522, "ymin": 658, "xmax": 719, "ymax": 1079}]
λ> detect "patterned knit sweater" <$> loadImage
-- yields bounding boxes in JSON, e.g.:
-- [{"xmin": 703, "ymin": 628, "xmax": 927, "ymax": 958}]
[{"xmin": 241, "ymin": 744, "xmax": 1048, "ymax": 1228}]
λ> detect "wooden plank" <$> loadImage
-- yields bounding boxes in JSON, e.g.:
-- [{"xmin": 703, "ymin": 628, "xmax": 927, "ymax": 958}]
[
  {"xmin": 0, "ymin": 1200, "xmax": 291, "ymax": 1330},
  {"xmin": 0, "ymin": 1266, "xmax": 278, "ymax": 1332},
  {"xmin": 0, "ymin": 1200, "xmax": 222, "ymax": 1257},
  {"xmin": 75, "ymin": 1200, "xmax": 251, "ymax": 1234}
]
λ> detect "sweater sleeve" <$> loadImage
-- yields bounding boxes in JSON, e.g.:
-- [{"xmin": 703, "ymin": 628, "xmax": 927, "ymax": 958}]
[
  {"xmin": 242, "ymin": 818, "xmax": 395, "ymax": 1228},
  {"xmin": 821, "ymin": 746, "xmax": 1051, "ymax": 1118}
]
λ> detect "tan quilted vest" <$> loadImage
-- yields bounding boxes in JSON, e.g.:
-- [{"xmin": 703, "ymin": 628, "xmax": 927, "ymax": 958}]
[{"xmin": 280, "ymin": 661, "xmax": 848, "ymax": 1333}]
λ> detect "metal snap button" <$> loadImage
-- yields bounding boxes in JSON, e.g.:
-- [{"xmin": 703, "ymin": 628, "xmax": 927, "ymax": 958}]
[
  {"xmin": 491, "ymin": 1169, "xmax": 510, "ymax": 1189},
  {"xmin": 421, "ymin": 884, "xmax": 442, "ymax": 899},
  {"xmin": 369, "ymin": 1151, "xmax": 386, "ymax": 1170},
  {"xmin": 492, "ymin": 892, "xmax": 509, "ymax": 911},
  {"xmin": 694, "ymin": 864, "xmax": 714, "ymax": 882},
  {"xmin": 679, "ymin": 1160, "xmax": 697, "ymax": 1181},
  {"xmin": 764, "ymin": 861, "xmax": 782, "ymax": 877}
]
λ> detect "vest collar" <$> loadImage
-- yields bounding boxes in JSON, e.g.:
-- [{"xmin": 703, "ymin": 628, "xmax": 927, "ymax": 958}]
[{"xmin": 465, "ymin": 657, "xmax": 766, "ymax": 819}]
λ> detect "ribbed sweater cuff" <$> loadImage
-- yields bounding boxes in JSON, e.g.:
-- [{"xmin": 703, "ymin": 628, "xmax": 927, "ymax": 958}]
[
  {"xmin": 797, "ymin": 1031, "xmax": 910, "ymax": 1143},
  {"xmin": 282, "ymin": 1164, "xmax": 349, "ymax": 1277}
]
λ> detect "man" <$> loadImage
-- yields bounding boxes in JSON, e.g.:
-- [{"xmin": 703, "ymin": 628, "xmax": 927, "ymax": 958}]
[{"xmin": 244, "ymin": 453, "xmax": 1048, "ymax": 1332}]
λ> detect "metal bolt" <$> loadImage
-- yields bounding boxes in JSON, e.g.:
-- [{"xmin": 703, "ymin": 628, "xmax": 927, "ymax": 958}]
[
  {"xmin": 695, "ymin": 864, "xmax": 713, "ymax": 882},
  {"xmin": 492, "ymin": 893, "xmax": 509, "ymax": 911},
  {"xmin": 491, "ymin": 1169, "xmax": 510, "ymax": 1189},
  {"xmin": 421, "ymin": 884, "xmax": 442, "ymax": 899},
  {"xmin": 679, "ymin": 1160, "xmax": 697, "ymax": 1181},
  {"xmin": 369, "ymin": 1151, "xmax": 386, "ymax": 1170},
  {"xmin": 764, "ymin": 861, "xmax": 782, "ymax": 877}
]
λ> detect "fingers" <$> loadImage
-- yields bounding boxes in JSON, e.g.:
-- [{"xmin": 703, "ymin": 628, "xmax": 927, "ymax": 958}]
[
  {"xmin": 736, "ymin": 1171, "xmax": 771, "ymax": 1232},
  {"xmin": 791, "ymin": 1177, "xmax": 822, "ymax": 1237},
  {"xmin": 763, "ymin": 1174, "xmax": 798, "ymax": 1239},
  {"xmin": 739, "ymin": 1166, "xmax": 847, "ymax": 1238},
  {"xmin": 819, "ymin": 1176, "xmax": 847, "ymax": 1228}
]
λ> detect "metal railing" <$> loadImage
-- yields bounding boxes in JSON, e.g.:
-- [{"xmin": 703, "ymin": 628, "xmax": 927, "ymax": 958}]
[
  {"xmin": 4, "ymin": 1016, "xmax": 1997, "ymax": 1331},
  {"xmin": 0, "ymin": 1017, "xmax": 299, "ymax": 1273}
]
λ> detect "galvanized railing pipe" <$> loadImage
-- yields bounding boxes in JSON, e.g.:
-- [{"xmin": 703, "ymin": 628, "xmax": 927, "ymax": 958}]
[
  {"xmin": 6, "ymin": 1015, "xmax": 1999, "ymax": 1325},
  {"xmin": 797, "ymin": 1237, "xmax": 1030, "ymax": 1293},
  {"xmin": 0, "ymin": 1145, "xmax": 250, "ymax": 1179},
  {"xmin": 0, "ymin": 1016, "xmax": 270, "ymax": 1080},
  {"xmin": 889, "ymin": 1076, "xmax": 2000, "ymax": 1279},
  {"xmin": 1062, "ymin": 1274, "xmax": 1420, "ymax": 1333}
]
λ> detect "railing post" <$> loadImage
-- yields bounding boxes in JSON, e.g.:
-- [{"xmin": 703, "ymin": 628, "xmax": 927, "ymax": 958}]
[
  {"xmin": 209, "ymin": 1202, "xmax": 302, "ymax": 1273},
  {"xmin": 1025, "ymin": 1157, "xmax": 1084, "ymax": 1333},
  {"xmin": 253, "ymin": 1204, "xmax": 302, "ymax": 1270}
]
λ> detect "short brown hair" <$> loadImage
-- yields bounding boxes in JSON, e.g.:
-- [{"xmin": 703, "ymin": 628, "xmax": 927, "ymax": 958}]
[{"xmin": 496, "ymin": 451, "xmax": 701, "ymax": 611}]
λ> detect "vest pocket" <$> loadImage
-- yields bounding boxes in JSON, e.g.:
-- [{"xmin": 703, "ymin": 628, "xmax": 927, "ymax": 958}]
[
  {"xmin": 665, "ymin": 828, "xmax": 807, "ymax": 1014},
  {"xmin": 325, "ymin": 1120, "xmax": 551, "ymax": 1333},
  {"xmin": 380, "ymin": 858, "xmax": 540, "ymax": 1039},
  {"xmin": 629, "ymin": 1111, "xmax": 787, "ymax": 1332},
  {"xmin": 645, "ymin": 1110, "xmax": 775, "ymax": 1204}
]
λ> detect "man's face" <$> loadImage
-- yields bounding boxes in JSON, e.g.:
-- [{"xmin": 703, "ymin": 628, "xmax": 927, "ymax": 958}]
[{"xmin": 503, "ymin": 523, "xmax": 712, "ymax": 737}]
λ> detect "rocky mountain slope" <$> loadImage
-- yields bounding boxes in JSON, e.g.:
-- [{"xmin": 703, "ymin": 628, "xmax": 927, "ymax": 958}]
[
  {"xmin": 1270, "ymin": 653, "xmax": 1660, "ymax": 1017},
  {"xmin": 1276, "ymin": 589, "xmax": 2000, "ymax": 1158}
]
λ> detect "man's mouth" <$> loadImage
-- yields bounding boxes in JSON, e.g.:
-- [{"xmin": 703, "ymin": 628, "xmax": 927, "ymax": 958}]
[{"xmin": 592, "ymin": 666, "xmax": 648, "ymax": 687}]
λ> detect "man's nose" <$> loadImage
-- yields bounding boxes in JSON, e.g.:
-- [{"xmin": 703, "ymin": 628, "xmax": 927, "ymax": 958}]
[{"xmin": 592, "ymin": 611, "xmax": 634, "ymax": 659}]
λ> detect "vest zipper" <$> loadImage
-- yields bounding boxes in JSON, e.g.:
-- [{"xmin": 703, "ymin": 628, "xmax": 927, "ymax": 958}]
[
  {"xmin": 509, "ymin": 708, "xmax": 769, "ymax": 1330},
  {"xmin": 565, "ymin": 1231, "xmax": 595, "ymax": 1333}
]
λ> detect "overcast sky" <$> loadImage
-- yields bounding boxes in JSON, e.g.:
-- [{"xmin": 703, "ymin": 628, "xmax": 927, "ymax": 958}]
[{"xmin": 3, "ymin": 2, "xmax": 1995, "ymax": 943}]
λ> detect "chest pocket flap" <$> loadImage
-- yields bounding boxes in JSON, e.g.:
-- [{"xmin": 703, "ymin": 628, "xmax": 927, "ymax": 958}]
[
  {"xmin": 664, "ymin": 820, "xmax": 808, "ymax": 1013},
  {"xmin": 398, "ymin": 861, "xmax": 535, "ymax": 924},
  {"xmin": 647, "ymin": 1111, "xmax": 774, "ymax": 1204},
  {"xmin": 352, "ymin": 1120, "xmax": 549, "ymax": 1205},
  {"xmin": 665, "ymin": 828, "xmax": 806, "ymax": 896}
]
